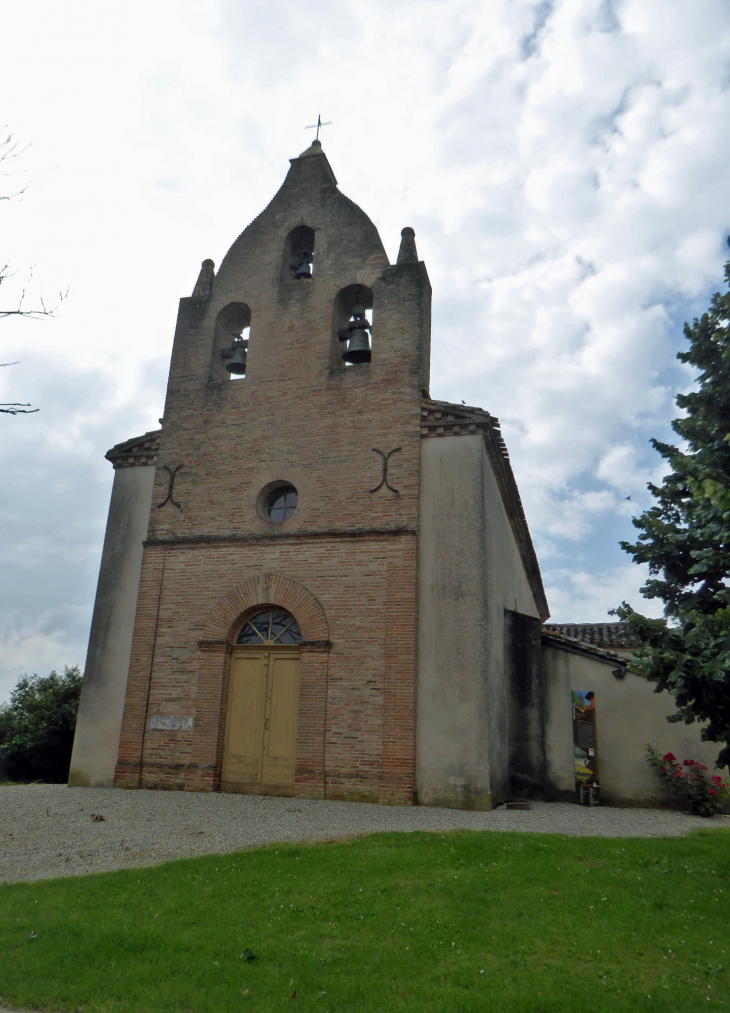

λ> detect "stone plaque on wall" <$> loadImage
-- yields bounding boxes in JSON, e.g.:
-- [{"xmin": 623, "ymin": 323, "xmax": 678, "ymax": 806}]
[
  {"xmin": 572, "ymin": 691, "xmax": 599, "ymax": 805},
  {"xmin": 149, "ymin": 714, "xmax": 194, "ymax": 731}
]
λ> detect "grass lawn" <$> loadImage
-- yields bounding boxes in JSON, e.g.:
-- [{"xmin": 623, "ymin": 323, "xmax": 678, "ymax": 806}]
[{"xmin": 1, "ymin": 828, "xmax": 729, "ymax": 1013}]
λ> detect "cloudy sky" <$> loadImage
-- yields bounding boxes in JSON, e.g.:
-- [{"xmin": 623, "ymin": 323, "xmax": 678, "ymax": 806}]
[{"xmin": 1, "ymin": 0, "xmax": 730, "ymax": 701}]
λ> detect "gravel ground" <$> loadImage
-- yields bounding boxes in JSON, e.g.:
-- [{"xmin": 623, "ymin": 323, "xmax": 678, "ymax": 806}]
[{"xmin": 1, "ymin": 783, "xmax": 727, "ymax": 885}]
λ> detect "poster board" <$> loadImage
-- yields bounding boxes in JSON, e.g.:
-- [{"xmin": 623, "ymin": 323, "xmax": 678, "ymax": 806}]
[{"xmin": 572, "ymin": 690, "xmax": 599, "ymax": 805}]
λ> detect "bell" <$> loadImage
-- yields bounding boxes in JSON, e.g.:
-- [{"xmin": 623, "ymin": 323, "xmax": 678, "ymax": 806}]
[
  {"xmin": 293, "ymin": 251, "xmax": 312, "ymax": 279},
  {"xmin": 222, "ymin": 335, "xmax": 248, "ymax": 375},
  {"xmin": 342, "ymin": 328, "xmax": 371, "ymax": 364},
  {"xmin": 341, "ymin": 304, "xmax": 371, "ymax": 364}
]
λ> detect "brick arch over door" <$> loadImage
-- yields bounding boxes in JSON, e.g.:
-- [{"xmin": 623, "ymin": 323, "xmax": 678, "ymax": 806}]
[{"xmin": 201, "ymin": 573, "xmax": 329, "ymax": 644}]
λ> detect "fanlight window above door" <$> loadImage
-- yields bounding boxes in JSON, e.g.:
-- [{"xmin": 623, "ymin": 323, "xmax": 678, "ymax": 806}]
[{"xmin": 236, "ymin": 608, "xmax": 302, "ymax": 646}]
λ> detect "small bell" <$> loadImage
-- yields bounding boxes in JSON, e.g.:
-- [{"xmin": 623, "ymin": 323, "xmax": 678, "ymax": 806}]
[
  {"xmin": 221, "ymin": 334, "xmax": 248, "ymax": 375},
  {"xmin": 340, "ymin": 305, "xmax": 371, "ymax": 364},
  {"xmin": 292, "ymin": 251, "xmax": 313, "ymax": 279}
]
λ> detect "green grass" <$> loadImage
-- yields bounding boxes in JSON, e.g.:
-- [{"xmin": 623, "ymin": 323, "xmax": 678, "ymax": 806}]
[{"xmin": 1, "ymin": 829, "xmax": 729, "ymax": 1012}]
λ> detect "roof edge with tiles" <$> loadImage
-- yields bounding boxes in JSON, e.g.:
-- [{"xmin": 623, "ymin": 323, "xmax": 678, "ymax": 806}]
[
  {"xmin": 543, "ymin": 621, "xmax": 641, "ymax": 649},
  {"xmin": 540, "ymin": 629, "xmax": 629, "ymax": 669},
  {"xmin": 105, "ymin": 430, "xmax": 161, "ymax": 470},
  {"xmin": 420, "ymin": 397, "xmax": 549, "ymax": 622}
]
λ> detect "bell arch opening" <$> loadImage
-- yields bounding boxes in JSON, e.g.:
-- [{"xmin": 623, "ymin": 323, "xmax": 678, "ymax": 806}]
[
  {"xmin": 282, "ymin": 225, "xmax": 316, "ymax": 282},
  {"xmin": 212, "ymin": 302, "xmax": 251, "ymax": 382},
  {"xmin": 331, "ymin": 284, "xmax": 374, "ymax": 368}
]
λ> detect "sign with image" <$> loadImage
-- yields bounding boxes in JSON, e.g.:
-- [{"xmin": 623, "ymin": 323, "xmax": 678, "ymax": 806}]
[{"xmin": 572, "ymin": 690, "xmax": 599, "ymax": 805}]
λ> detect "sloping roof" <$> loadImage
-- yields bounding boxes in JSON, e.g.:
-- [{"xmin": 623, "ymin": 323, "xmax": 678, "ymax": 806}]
[
  {"xmin": 541, "ymin": 629, "xmax": 629, "ymax": 669},
  {"xmin": 420, "ymin": 398, "xmax": 549, "ymax": 622},
  {"xmin": 106, "ymin": 430, "xmax": 161, "ymax": 469},
  {"xmin": 543, "ymin": 622, "xmax": 640, "ymax": 650}
]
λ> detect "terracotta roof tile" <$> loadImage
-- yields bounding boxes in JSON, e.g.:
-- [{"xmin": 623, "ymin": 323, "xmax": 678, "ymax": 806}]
[{"xmin": 543, "ymin": 622, "xmax": 640, "ymax": 649}]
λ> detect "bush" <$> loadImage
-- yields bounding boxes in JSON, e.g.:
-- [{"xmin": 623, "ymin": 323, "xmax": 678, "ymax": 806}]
[
  {"xmin": 0, "ymin": 666, "xmax": 82, "ymax": 783},
  {"xmin": 647, "ymin": 744, "xmax": 729, "ymax": 816}
]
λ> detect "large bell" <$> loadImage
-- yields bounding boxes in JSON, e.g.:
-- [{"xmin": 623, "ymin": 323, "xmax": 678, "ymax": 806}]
[
  {"xmin": 341, "ymin": 305, "xmax": 372, "ymax": 364},
  {"xmin": 293, "ymin": 251, "xmax": 313, "ymax": 279},
  {"xmin": 222, "ymin": 334, "xmax": 248, "ymax": 375}
]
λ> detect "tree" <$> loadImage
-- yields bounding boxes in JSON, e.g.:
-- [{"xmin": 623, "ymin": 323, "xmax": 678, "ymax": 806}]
[
  {"xmin": 1, "ymin": 361, "xmax": 38, "ymax": 414},
  {"xmin": 1, "ymin": 128, "xmax": 67, "ymax": 416},
  {"xmin": 617, "ymin": 243, "xmax": 730, "ymax": 768},
  {"xmin": 0, "ymin": 666, "xmax": 82, "ymax": 783}
]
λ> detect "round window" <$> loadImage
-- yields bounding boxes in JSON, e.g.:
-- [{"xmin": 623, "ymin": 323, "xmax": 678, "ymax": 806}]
[
  {"xmin": 265, "ymin": 484, "xmax": 298, "ymax": 522},
  {"xmin": 237, "ymin": 609, "xmax": 302, "ymax": 645}
]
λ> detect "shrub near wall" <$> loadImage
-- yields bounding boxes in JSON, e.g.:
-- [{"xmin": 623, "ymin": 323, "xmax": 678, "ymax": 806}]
[
  {"xmin": 647, "ymin": 745, "xmax": 730, "ymax": 816},
  {"xmin": 0, "ymin": 667, "xmax": 82, "ymax": 783}
]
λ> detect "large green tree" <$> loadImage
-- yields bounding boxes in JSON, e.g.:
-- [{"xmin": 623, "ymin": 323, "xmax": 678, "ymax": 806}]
[
  {"xmin": 0, "ymin": 666, "xmax": 82, "ymax": 782},
  {"xmin": 618, "ymin": 244, "xmax": 730, "ymax": 767}
]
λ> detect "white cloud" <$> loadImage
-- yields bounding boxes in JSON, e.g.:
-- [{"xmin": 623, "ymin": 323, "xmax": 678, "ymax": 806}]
[
  {"xmin": 1, "ymin": 0, "xmax": 729, "ymax": 693},
  {"xmin": 0, "ymin": 613, "xmax": 87, "ymax": 702},
  {"xmin": 545, "ymin": 562, "xmax": 666, "ymax": 623},
  {"xmin": 595, "ymin": 442, "xmax": 667, "ymax": 494}
]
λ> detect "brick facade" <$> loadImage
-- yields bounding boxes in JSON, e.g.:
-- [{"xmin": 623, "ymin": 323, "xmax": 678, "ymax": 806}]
[{"xmin": 114, "ymin": 141, "xmax": 429, "ymax": 803}]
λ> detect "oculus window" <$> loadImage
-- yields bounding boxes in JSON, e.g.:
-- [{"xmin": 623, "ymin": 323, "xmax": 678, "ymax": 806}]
[
  {"xmin": 266, "ymin": 485, "xmax": 298, "ymax": 522},
  {"xmin": 236, "ymin": 608, "xmax": 302, "ymax": 645}
]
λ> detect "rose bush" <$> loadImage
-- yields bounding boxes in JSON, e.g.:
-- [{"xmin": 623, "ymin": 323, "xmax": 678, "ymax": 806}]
[{"xmin": 647, "ymin": 744, "xmax": 729, "ymax": 816}]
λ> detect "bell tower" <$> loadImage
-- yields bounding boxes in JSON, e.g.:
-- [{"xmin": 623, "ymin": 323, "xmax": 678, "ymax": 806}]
[
  {"xmin": 107, "ymin": 138, "xmax": 431, "ymax": 803},
  {"xmin": 71, "ymin": 136, "xmax": 551, "ymax": 810}
]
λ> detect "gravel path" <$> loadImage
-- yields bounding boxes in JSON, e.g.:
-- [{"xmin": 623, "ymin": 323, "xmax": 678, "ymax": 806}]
[{"xmin": 1, "ymin": 784, "xmax": 727, "ymax": 884}]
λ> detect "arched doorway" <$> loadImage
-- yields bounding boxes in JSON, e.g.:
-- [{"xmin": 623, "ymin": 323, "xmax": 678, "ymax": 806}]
[{"xmin": 221, "ymin": 608, "xmax": 302, "ymax": 795}]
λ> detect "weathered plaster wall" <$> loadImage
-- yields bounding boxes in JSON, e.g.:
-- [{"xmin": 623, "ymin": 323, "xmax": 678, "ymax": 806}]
[
  {"xmin": 68, "ymin": 464, "xmax": 155, "ymax": 787},
  {"xmin": 544, "ymin": 644, "xmax": 721, "ymax": 805},
  {"xmin": 417, "ymin": 435, "xmax": 541, "ymax": 810},
  {"xmin": 504, "ymin": 610, "xmax": 546, "ymax": 798},
  {"xmin": 482, "ymin": 449, "xmax": 542, "ymax": 805}
]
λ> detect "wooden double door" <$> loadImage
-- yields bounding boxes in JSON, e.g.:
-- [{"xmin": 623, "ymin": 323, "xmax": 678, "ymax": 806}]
[{"xmin": 221, "ymin": 648, "xmax": 301, "ymax": 795}]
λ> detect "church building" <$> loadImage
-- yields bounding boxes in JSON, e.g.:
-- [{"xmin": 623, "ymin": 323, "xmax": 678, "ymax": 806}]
[{"xmin": 68, "ymin": 139, "xmax": 719, "ymax": 810}]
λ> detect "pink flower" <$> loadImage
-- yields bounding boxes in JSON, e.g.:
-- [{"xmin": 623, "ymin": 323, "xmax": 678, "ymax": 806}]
[
  {"xmin": 701, "ymin": 765, "xmax": 708, "ymax": 771},
  {"xmin": 664, "ymin": 753, "xmax": 677, "ymax": 762},
  {"xmin": 675, "ymin": 770, "xmax": 683, "ymax": 777},
  {"xmin": 661, "ymin": 766, "xmax": 667, "ymax": 774},
  {"xmin": 709, "ymin": 789, "xmax": 718, "ymax": 795},
  {"xmin": 711, "ymin": 776, "xmax": 723, "ymax": 784},
  {"xmin": 684, "ymin": 760, "xmax": 690, "ymax": 766}
]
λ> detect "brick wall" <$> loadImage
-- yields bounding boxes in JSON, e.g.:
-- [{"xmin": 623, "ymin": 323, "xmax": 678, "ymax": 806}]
[{"xmin": 114, "ymin": 143, "xmax": 429, "ymax": 804}]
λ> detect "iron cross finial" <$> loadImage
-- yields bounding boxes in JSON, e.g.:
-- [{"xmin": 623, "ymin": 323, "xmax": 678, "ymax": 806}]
[{"xmin": 305, "ymin": 114, "xmax": 332, "ymax": 141}]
